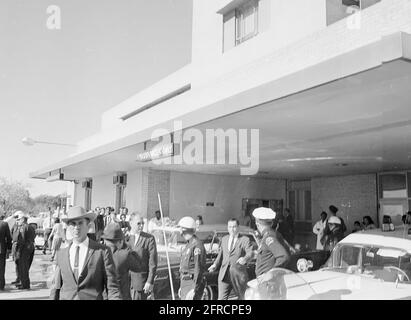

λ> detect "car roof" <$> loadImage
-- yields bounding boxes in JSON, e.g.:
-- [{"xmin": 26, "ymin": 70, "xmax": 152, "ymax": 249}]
[
  {"xmin": 197, "ymin": 224, "xmax": 254, "ymax": 233},
  {"xmin": 151, "ymin": 224, "xmax": 254, "ymax": 234},
  {"xmin": 340, "ymin": 225, "xmax": 411, "ymax": 252}
]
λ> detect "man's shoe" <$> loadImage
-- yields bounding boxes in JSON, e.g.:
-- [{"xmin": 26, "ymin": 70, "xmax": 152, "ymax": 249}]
[
  {"xmin": 11, "ymin": 281, "xmax": 20, "ymax": 285},
  {"xmin": 16, "ymin": 285, "xmax": 30, "ymax": 290}
]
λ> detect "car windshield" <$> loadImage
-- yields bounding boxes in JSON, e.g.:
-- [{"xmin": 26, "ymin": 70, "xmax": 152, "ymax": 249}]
[
  {"xmin": 152, "ymin": 229, "xmax": 184, "ymax": 247},
  {"xmin": 322, "ymin": 243, "xmax": 411, "ymax": 282}
]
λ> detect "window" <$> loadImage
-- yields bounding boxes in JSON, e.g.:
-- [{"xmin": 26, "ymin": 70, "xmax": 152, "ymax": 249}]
[
  {"xmin": 115, "ymin": 184, "xmax": 126, "ymax": 213},
  {"xmin": 83, "ymin": 179, "xmax": 92, "ymax": 211},
  {"xmin": 326, "ymin": 0, "xmax": 381, "ymax": 26},
  {"xmin": 235, "ymin": 0, "xmax": 259, "ymax": 45},
  {"xmin": 379, "ymin": 173, "xmax": 407, "ymax": 199},
  {"xmin": 288, "ymin": 189, "xmax": 311, "ymax": 222},
  {"xmin": 85, "ymin": 188, "xmax": 92, "ymax": 212}
]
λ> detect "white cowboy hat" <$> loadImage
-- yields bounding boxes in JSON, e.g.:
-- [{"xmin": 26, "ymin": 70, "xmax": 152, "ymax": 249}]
[
  {"xmin": 61, "ymin": 206, "xmax": 96, "ymax": 223},
  {"xmin": 16, "ymin": 212, "xmax": 29, "ymax": 219},
  {"xmin": 14, "ymin": 210, "xmax": 24, "ymax": 218}
]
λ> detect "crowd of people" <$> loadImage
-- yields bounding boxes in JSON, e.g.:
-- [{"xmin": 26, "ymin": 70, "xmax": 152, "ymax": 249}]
[
  {"xmin": 2, "ymin": 201, "xmax": 409, "ymax": 299},
  {"xmin": 311, "ymin": 205, "xmax": 381, "ymax": 251}
]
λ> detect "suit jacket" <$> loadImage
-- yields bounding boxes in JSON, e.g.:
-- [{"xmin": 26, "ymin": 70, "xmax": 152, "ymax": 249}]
[
  {"xmin": 213, "ymin": 235, "xmax": 253, "ymax": 282},
  {"xmin": 112, "ymin": 245, "xmax": 142, "ymax": 300},
  {"xmin": 126, "ymin": 232, "xmax": 157, "ymax": 290},
  {"xmin": 15, "ymin": 223, "xmax": 35, "ymax": 256},
  {"xmin": 0, "ymin": 221, "xmax": 12, "ymax": 255},
  {"xmin": 50, "ymin": 239, "xmax": 121, "ymax": 300}
]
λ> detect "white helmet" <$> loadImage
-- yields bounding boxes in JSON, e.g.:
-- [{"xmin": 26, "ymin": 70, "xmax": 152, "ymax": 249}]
[
  {"xmin": 328, "ymin": 216, "xmax": 341, "ymax": 225},
  {"xmin": 178, "ymin": 216, "xmax": 196, "ymax": 230}
]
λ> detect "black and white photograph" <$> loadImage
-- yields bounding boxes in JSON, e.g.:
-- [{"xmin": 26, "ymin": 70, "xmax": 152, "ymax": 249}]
[{"xmin": 1, "ymin": 0, "xmax": 411, "ymax": 308}]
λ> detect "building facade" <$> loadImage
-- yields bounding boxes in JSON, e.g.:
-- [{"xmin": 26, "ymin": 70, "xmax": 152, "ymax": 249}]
[{"xmin": 32, "ymin": 0, "xmax": 411, "ymax": 247}]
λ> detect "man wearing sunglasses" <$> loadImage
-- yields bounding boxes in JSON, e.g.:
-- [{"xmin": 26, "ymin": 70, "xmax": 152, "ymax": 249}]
[{"xmin": 127, "ymin": 213, "xmax": 158, "ymax": 300}]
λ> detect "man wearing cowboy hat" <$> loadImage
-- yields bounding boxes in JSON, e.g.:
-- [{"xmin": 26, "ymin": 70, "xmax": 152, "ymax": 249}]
[
  {"xmin": 102, "ymin": 223, "xmax": 142, "ymax": 300},
  {"xmin": 12, "ymin": 211, "xmax": 35, "ymax": 290},
  {"xmin": 10, "ymin": 211, "xmax": 24, "ymax": 286},
  {"xmin": 252, "ymin": 207, "xmax": 290, "ymax": 277},
  {"xmin": 50, "ymin": 206, "xmax": 121, "ymax": 300}
]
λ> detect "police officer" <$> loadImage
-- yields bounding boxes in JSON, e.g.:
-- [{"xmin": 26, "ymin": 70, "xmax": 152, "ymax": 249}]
[
  {"xmin": 252, "ymin": 207, "xmax": 290, "ymax": 277},
  {"xmin": 178, "ymin": 216, "xmax": 206, "ymax": 300}
]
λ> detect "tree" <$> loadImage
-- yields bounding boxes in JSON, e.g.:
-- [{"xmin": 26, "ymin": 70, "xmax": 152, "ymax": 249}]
[
  {"xmin": 31, "ymin": 193, "xmax": 67, "ymax": 214},
  {"xmin": 0, "ymin": 177, "xmax": 67, "ymax": 217},
  {"xmin": 0, "ymin": 177, "xmax": 32, "ymax": 216}
]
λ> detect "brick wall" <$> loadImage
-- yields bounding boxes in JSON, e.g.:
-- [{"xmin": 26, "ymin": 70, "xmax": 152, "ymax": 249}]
[
  {"xmin": 146, "ymin": 169, "xmax": 171, "ymax": 219},
  {"xmin": 311, "ymin": 173, "xmax": 378, "ymax": 232}
]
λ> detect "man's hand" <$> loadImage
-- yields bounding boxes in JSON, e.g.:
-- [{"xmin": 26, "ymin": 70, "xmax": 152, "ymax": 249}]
[
  {"xmin": 143, "ymin": 282, "xmax": 153, "ymax": 294},
  {"xmin": 236, "ymin": 257, "xmax": 247, "ymax": 265},
  {"xmin": 208, "ymin": 264, "xmax": 217, "ymax": 272}
]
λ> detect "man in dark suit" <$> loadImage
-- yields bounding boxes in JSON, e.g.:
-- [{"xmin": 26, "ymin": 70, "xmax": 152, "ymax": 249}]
[
  {"xmin": 126, "ymin": 213, "xmax": 157, "ymax": 300},
  {"xmin": 14, "ymin": 212, "xmax": 35, "ymax": 290},
  {"xmin": 50, "ymin": 206, "xmax": 121, "ymax": 300},
  {"xmin": 208, "ymin": 218, "xmax": 254, "ymax": 300},
  {"xmin": 0, "ymin": 213, "xmax": 12, "ymax": 290},
  {"xmin": 102, "ymin": 223, "xmax": 142, "ymax": 300}
]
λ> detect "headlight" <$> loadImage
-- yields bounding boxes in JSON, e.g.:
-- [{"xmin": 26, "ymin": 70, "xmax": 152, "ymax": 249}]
[{"xmin": 297, "ymin": 258, "xmax": 313, "ymax": 272}]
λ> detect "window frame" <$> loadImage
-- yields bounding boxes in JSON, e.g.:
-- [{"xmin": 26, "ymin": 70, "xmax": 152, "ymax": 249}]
[{"xmin": 234, "ymin": 0, "xmax": 259, "ymax": 46}]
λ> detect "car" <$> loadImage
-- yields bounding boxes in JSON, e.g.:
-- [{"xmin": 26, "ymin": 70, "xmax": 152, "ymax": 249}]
[
  {"xmin": 27, "ymin": 216, "xmax": 45, "ymax": 250},
  {"xmin": 150, "ymin": 224, "xmax": 329, "ymax": 300},
  {"xmin": 245, "ymin": 225, "xmax": 411, "ymax": 300}
]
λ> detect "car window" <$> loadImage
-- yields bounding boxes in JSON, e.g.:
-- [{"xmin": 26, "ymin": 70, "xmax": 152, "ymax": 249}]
[
  {"xmin": 241, "ymin": 233, "xmax": 258, "ymax": 250},
  {"xmin": 326, "ymin": 243, "xmax": 411, "ymax": 282},
  {"xmin": 196, "ymin": 231, "xmax": 215, "ymax": 244}
]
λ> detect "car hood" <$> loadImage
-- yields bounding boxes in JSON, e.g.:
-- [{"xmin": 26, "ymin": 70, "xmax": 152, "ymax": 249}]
[{"xmin": 285, "ymin": 270, "xmax": 411, "ymax": 300}]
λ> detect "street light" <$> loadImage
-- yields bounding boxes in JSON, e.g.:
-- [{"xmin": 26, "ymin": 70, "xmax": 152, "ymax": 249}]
[{"xmin": 22, "ymin": 137, "xmax": 76, "ymax": 147}]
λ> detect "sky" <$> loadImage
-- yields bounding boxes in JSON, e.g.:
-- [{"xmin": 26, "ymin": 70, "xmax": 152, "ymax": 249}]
[{"xmin": 0, "ymin": 0, "xmax": 192, "ymax": 197}]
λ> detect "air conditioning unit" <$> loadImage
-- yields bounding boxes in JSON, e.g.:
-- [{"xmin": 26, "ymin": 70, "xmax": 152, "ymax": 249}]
[
  {"xmin": 46, "ymin": 173, "xmax": 64, "ymax": 182},
  {"xmin": 82, "ymin": 180, "xmax": 92, "ymax": 189},
  {"xmin": 342, "ymin": 0, "xmax": 360, "ymax": 6},
  {"xmin": 113, "ymin": 174, "xmax": 127, "ymax": 185}
]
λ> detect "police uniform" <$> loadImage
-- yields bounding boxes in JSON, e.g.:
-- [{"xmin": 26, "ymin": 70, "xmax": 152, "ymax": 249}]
[
  {"xmin": 179, "ymin": 235, "xmax": 206, "ymax": 300},
  {"xmin": 255, "ymin": 228, "xmax": 290, "ymax": 277},
  {"xmin": 252, "ymin": 207, "xmax": 291, "ymax": 277}
]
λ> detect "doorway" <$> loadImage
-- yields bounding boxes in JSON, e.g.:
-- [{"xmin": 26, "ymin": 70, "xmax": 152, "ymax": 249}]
[{"xmin": 242, "ymin": 198, "xmax": 283, "ymax": 229}]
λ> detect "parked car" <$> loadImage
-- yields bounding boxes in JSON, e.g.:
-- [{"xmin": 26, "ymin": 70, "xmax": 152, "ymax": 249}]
[
  {"xmin": 245, "ymin": 226, "xmax": 411, "ymax": 300},
  {"xmin": 27, "ymin": 217, "xmax": 45, "ymax": 250},
  {"xmin": 150, "ymin": 224, "xmax": 329, "ymax": 300}
]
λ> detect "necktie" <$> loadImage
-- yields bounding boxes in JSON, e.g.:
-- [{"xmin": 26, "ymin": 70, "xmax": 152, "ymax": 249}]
[
  {"xmin": 229, "ymin": 237, "xmax": 235, "ymax": 252},
  {"xmin": 73, "ymin": 245, "xmax": 80, "ymax": 280}
]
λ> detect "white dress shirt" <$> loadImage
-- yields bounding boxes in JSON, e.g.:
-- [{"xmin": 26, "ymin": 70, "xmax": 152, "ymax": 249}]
[
  {"xmin": 313, "ymin": 220, "xmax": 326, "ymax": 250},
  {"xmin": 69, "ymin": 237, "xmax": 89, "ymax": 277}
]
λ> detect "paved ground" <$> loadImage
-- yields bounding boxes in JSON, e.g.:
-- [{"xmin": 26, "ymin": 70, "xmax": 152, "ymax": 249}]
[{"xmin": 0, "ymin": 250, "xmax": 55, "ymax": 300}]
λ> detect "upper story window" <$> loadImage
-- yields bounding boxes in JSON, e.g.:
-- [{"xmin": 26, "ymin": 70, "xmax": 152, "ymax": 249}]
[
  {"xmin": 222, "ymin": 0, "xmax": 260, "ymax": 52},
  {"xmin": 326, "ymin": 0, "xmax": 381, "ymax": 26},
  {"xmin": 235, "ymin": 0, "xmax": 259, "ymax": 46}
]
